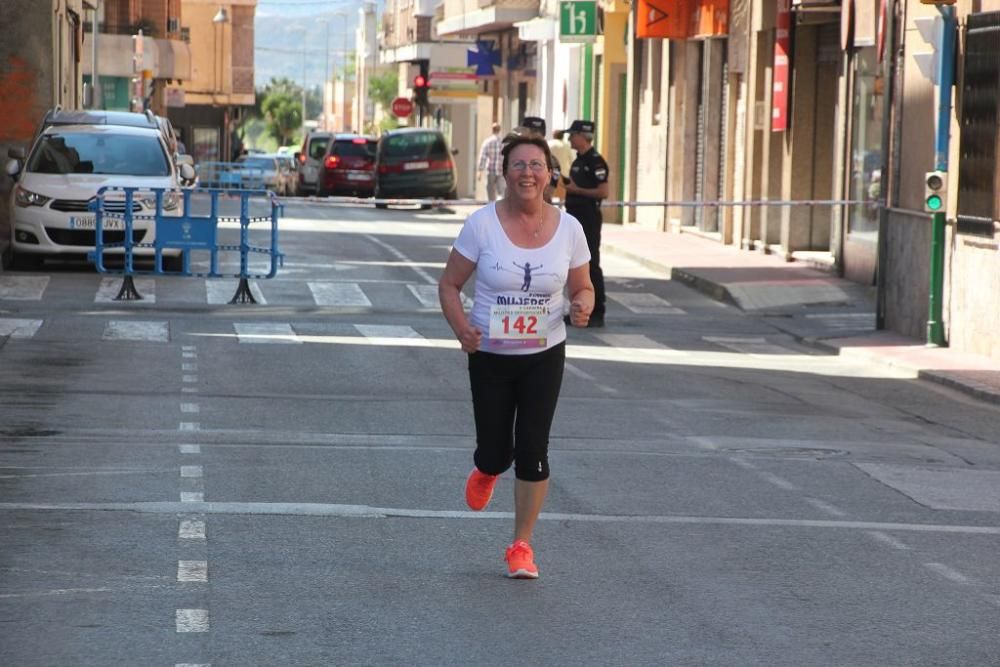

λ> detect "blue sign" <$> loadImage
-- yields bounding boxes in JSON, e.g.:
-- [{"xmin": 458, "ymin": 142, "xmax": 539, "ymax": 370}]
[{"xmin": 468, "ymin": 40, "xmax": 502, "ymax": 77}]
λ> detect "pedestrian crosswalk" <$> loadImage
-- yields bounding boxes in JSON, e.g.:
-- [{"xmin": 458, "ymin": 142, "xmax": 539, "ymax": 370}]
[
  {"xmin": 0, "ymin": 275, "xmax": 679, "ymax": 315},
  {"xmin": 0, "ymin": 314, "xmax": 803, "ymax": 360}
]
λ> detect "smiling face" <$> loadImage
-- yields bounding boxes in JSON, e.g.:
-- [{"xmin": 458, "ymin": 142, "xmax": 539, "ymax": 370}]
[{"xmin": 503, "ymin": 143, "xmax": 550, "ymax": 203}]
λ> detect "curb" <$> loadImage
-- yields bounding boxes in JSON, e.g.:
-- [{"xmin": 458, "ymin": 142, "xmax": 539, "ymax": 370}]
[
  {"xmin": 802, "ymin": 337, "xmax": 1000, "ymax": 407},
  {"xmin": 603, "ymin": 241, "xmax": 739, "ymax": 307},
  {"xmin": 603, "ymin": 241, "xmax": 1000, "ymax": 407}
]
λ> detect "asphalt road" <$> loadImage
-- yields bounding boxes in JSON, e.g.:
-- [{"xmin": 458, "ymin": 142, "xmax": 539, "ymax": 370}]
[{"xmin": 1, "ymin": 200, "xmax": 999, "ymax": 666}]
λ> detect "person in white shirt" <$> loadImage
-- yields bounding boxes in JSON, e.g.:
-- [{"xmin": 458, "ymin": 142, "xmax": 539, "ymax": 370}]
[
  {"xmin": 547, "ymin": 129, "xmax": 574, "ymax": 183},
  {"xmin": 439, "ymin": 134, "xmax": 595, "ymax": 579},
  {"xmin": 477, "ymin": 123, "xmax": 504, "ymax": 201}
]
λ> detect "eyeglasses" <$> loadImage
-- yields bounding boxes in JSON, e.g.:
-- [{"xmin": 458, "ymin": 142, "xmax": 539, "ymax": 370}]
[{"xmin": 509, "ymin": 159, "xmax": 548, "ymax": 173}]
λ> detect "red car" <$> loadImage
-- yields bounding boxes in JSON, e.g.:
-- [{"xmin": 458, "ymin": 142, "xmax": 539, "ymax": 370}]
[{"xmin": 317, "ymin": 134, "xmax": 378, "ymax": 197}]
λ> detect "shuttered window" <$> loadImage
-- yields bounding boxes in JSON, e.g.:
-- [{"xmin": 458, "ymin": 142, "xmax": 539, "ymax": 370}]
[{"xmin": 957, "ymin": 12, "xmax": 1000, "ymax": 237}]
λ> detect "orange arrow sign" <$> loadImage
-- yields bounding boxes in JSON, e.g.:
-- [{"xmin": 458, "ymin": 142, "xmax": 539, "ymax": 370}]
[{"xmin": 636, "ymin": 0, "xmax": 692, "ymax": 39}]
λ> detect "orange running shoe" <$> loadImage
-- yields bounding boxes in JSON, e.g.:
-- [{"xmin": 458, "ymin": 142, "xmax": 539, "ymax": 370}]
[
  {"xmin": 504, "ymin": 540, "xmax": 539, "ymax": 579},
  {"xmin": 465, "ymin": 469, "xmax": 498, "ymax": 511}
]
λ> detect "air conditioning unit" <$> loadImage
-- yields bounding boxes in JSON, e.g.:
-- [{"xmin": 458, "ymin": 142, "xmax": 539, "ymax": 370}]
[{"xmin": 167, "ymin": 16, "xmax": 180, "ymax": 32}]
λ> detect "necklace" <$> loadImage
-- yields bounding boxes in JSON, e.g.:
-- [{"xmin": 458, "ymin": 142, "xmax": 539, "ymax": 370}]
[{"xmin": 503, "ymin": 202, "xmax": 546, "ymax": 238}]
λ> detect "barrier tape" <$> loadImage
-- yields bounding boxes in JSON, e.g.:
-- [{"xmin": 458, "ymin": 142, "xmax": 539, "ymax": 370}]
[{"xmin": 288, "ymin": 195, "xmax": 870, "ymax": 209}]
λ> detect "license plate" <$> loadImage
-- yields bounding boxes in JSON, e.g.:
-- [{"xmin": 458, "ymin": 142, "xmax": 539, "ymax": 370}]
[
  {"xmin": 346, "ymin": 173, "xmax": 371, "ymax": 181},
  {"xmin": 70, "ymin": 216, "xmax": 124, "ymax": 231},
  {"xmin": 404, "ymin": 161, "xmax": 429, "ymax": 171}
]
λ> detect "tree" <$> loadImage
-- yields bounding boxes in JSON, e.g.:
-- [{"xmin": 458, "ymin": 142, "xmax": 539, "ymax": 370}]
[
  {"xmin": 368, "ymin": 70, "xmax": 398, "ymax": 111},
  {"xmin": 261, "ymin": 90, "xmax": 302, "ymax": 147}
]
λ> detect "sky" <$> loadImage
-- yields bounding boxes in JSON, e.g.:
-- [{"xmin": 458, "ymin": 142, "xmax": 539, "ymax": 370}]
[{"xmin": 255, "ymin": 0, "xmax": 367, "ymax": 19}]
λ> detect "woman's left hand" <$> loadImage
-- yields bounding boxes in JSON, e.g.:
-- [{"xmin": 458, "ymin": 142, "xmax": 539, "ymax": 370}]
[{"xmin": 569, "ymin": 298, "xmax": 592, "ymax": 327}]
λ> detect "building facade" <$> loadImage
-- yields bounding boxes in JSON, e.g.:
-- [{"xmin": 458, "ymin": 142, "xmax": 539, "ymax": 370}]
[
  {"xmin": 168, "ymin": 0, "xmax": 256, "ymax": 162},
  {"xmin": 370, "ymin": 0, "xmax": 997, "ymax": 361},
  {"xmin": 0, "ymin": 0, "xmax": 88, "ymax": 269}
]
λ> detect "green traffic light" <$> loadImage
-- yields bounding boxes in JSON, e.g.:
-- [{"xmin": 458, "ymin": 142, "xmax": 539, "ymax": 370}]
[{"xmin": 926, "ymin": 194, "xmax": 943, "ymax": 211}]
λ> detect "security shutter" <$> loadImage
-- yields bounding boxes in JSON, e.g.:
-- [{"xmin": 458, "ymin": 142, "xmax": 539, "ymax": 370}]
[{"xmin": 956, "ymin": 12, "xmax": 1000, "ymax": 237}]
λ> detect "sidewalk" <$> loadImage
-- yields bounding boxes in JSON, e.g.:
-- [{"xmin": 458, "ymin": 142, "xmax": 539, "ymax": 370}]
[{"xmin": 602, "ymin": 224, "xmax": 1000, "ymax": 406}]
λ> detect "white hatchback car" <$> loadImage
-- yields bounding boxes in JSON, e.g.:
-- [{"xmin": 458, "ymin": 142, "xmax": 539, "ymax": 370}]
[{"xmin": 5, "ymin": 122, "xmax": 195, "ymax": 269}]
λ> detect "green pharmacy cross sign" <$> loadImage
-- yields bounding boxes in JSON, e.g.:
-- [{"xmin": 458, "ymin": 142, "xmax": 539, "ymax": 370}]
[{"xmin": 560, "ymin": 1, "xmax": 598, "ymax": 42}]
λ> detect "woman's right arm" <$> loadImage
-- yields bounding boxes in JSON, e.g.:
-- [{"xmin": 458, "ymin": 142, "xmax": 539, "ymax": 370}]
[{"xmin": 439, "ymin": 249, "xmax": 482, "ymax": 353}]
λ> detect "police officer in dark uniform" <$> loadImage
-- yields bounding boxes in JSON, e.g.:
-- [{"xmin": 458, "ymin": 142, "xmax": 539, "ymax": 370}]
[
  {"xmin": 518, "ymin": 116, "xmax": 563, "ymax": 204},
  {"xmin": 564, "ymin": 120, "xmax": 609, "ymax": 327}
]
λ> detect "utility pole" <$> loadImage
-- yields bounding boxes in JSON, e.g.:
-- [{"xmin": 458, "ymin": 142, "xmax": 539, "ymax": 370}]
[
  {"xmin": 925, "ymin": 4, "xmax": 957, "ymax": 347},
  {"xmin": 90, "ymin": 0, "xmax": 101, "ymax": 108}
]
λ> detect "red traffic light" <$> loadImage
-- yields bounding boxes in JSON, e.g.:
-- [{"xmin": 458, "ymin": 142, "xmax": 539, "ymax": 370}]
[{"xmin": 414, "ymin": 75, "xmax": 428, "ymax": 88}]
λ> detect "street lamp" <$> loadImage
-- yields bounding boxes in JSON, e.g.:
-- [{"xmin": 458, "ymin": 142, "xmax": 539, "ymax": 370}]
[
  {"xmin": 334, "ymin": 11, "xmax": 348, "ymax": 131},
  {"xmin": 212, "ymin": 6, "xmax": 230, "ymax": 161},
  {"xmin": 334, "ymin": 11, "xmax": 348, "ymax": 80},
  {"xmin": 319, "ymin": 19, "xmax": 330, "ymax": 130}
]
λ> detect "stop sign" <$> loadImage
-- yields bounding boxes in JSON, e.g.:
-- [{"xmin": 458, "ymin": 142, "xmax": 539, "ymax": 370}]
[{"xmin": 391, "ymin": 97, "xmax": 414, "ymax": 118}]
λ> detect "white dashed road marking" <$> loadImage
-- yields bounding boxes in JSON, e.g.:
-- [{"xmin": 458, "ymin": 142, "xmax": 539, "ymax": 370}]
[
  {"xmin": 407, "ymin": 283, "xmax": 472, "ymax": 309},
  {"xmin": 175, "ymin": 609, "xmax": 209, "ymax": 633},
  {"xmin": 925, "ymin": 562, "xmax": 971, "ymax": 585},
  {"xmin": 177, "ymin": 561, "xmax": 208, "ymax": 583},
  {"xmin": 102, "ymin": 320, "xmax": 169, "ymax": 342},
  {"xmin": 866, "ymin": 530, "xmax": 910, "ymax": 551},
  {"xmin": 354, "ymin": 324, "xmax": 423, "ymax": 339},
  {"xmin": 179, "ymin": 520, "xmax": 206, "ymax": 540},
  {"xmin": 805, "ymin": 498, "xmax": 847, "ymax": 517},
  {"xmin": 307, "ymin": 281, "xmax": 372, "ymax": 307},
  {"xmin": 702, "ymin": 335, "xmax": 795, "ymax": 356},
  {"xmin": 608, "ymin": 291, "xmax": 684, "ymax": 314},
  {"xmin": 0, "ymin": 275, "xmax": 49, "ymax": 300},
  {"xmin": 0, "ymin": 318, "xmax": 43, "ymax": 338},
  {"xmin": 233, "ymin": 322, "xmax": 300, "ymax": 344}
]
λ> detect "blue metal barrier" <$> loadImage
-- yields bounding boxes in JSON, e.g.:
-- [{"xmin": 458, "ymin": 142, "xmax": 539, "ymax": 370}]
[{"xmin": 87, "ymin": 186, "xmax": 284, "ymax": 304}]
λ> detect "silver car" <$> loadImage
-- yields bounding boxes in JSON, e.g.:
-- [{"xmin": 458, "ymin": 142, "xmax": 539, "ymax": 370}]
[{"xmin": 297, "ymin": 131, "xmax": 331, "ymax": 196}]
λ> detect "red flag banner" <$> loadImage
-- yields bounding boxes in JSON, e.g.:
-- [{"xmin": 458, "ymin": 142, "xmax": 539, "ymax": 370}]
[{"xmin": 772, "ymin": 0, "xmax": 792, "ymax": 132}]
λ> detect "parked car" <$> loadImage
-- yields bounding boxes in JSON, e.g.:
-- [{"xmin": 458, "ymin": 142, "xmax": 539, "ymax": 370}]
[
  {"xmin": 317, "ymin": 134, "xmax": 377, "ymax": 197},
  {"xmin": 4, "ymin": 120, "xmax": 195, "ymax": 270},
  {"xmin": 32, "ymin": 107, "xmax": 195, "ymax": 186},
  {"xmin": 235, "ymin": 154, "xmax": 283, "ymax": 193},
  {"xmin": 374, "ymin": 128, "xmax": 457, "ymax": 208},
  {"xmin": 297, "ymin": 131, "xmax": 332, "ymax": 195},
  {"xmin": 268, "ymin": 153, "xmax": 299, "ymax": 196}
]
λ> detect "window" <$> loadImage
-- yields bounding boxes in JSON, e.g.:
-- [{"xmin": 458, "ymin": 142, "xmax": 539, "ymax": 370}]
[
  {"xmin": 28, "ymin": 132, "xmax": 169, "ymax": 176},
  {"xmin": 956, "ymin": 12, "xmax": 1000, "ymax": 237},
  {"xmin": 192, "ymin": 127, "xmax": 220, "ymax": 163},
  {"xmin": 847, "ymin": 47, "xmax": 883, "ymax": 237}
]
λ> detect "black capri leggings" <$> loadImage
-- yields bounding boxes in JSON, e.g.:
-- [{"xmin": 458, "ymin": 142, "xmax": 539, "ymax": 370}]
[{"xmin": 468, "ymin": 342, "xmax": 566, "ymax": 482}]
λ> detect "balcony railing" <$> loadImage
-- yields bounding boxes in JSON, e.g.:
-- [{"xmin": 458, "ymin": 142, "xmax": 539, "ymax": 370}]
[{"xmin": 83, "ymin": 21, "xmax": 161, "ymax": 37}]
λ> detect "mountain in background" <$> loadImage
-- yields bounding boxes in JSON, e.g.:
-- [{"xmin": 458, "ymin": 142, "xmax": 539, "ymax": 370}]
[{"xmin": 254, "ymin": 0, "xmax": 378, "ymax": 89}]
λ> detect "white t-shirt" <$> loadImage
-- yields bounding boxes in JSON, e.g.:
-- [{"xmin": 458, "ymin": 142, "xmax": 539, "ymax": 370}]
[{"xmin": 453, "ymin": 203, "xmax": 591, "ymax": 355}]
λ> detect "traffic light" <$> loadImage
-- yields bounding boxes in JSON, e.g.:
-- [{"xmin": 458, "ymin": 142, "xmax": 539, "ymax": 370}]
[
  {"xmin": 413, "ymin": 61, "xmax": 430, "ymax": 108},
  {"xmin": 924, "ymin": 170, "xmax": 947, "ymax": 213}
]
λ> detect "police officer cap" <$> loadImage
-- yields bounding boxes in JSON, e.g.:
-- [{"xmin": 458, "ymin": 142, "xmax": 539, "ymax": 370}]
[
  {"xmin": 520, "ymin": 116, "xmax": 546, "ymax": 134},
  {"xmin": 566, "ymin": 119, "xmax": 594, "ymax": 134}
]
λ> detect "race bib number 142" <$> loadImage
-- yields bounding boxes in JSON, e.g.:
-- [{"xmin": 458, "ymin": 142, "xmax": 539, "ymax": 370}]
[{"xmin": 488, "ymin": 304, "xmax": 548, "ymax": 349}]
